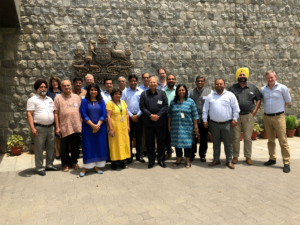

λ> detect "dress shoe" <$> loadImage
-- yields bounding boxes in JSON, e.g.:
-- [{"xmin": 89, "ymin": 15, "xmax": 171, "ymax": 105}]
[
  {"xmin": 226, "ymin": 162, "xmax": 235, "ymax": 169},
  {"xmin": 127, "ymin": 158, "xmax": 133, "ymax": 164},
  {"xmin": 209, "ymin": 161, "xmax": 221, "ymax": 166},
  {"xmin": 136, "ymin": 158, "xmax": 146, "ymax": 163},
  {"xmin": 246, "ymin": 157, "xmax": 253, "ymax": 165},
  {"xmin": 165, "ymin": 153, "xmax": 171, "ymax": 160},
  {"xmin": 46, "ymin": 166, "xmax": 59, "ymax": 171},
  {"xmin": 158, "ymin": 161, "xmax": 167, "ymax": 168},
  {"xmin": 72, "ymin": 164, "xmax": 80, "ymax": 170},
  {"xmin": 200, "ymin": 158, "xmax": 206, "ymax": 162},
  {"xmin": 283, "ymin": 164, "xmax": 290, "ymax": 173},
  {"xmin": 37, "ymin": 170, "xmax": 46, "ymax": 176},
  {"xmin": 120, "ymin": 161, "xmax": 127, "ymax": 169},
  {"xmin": 232, "ymin": 157, "xmax": 238, "ymax": 164},
  {"xmin": 148, "ymin": 163, "xmax": 154, "ymax": 169},
  {"xmin": 111, "ymin": 163, "xmax": 117, "ymax": 170},
  {"xmin": 62, "ymin": 165, "xmax": 69, "ymax": 172},
  {"xmin": 264, "ymin": 159, "xmax": 276, "ymax": 166}
]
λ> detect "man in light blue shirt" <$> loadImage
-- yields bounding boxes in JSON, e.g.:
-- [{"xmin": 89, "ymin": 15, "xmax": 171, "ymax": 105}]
[
  {"xmin": 261, "ymin": 70, "xmax": 291, "ymax": 173},
  {"xmin": 101, "ymin": 78, "xmax": 113, "ymax": 104},
  {"xmin": 139, "ymin": 72, "xmax": 150, "ymax": 91},
  {"xmin": 118, "ymin": 76, "xmax": 127, "ymax": 100},
  {"xmin": 164, "ymin": 74, "xmax": 176, "ymax": 159},
  {"xmin": 203, "ymin": 78, "xmax": 240, "ymax": 169},
  {"xmin": 123, "ymin": 74, "xmax": 145, "ymax": 163}
]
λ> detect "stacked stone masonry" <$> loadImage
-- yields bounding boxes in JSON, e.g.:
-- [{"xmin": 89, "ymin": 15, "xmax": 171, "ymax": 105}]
[{"xmin": 1, "ymin": 0, "xmax": 300, "ymax": 151}]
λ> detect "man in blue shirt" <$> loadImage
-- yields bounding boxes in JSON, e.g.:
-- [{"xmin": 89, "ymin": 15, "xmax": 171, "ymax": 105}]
[
  {"xmin": 139, "ymin": 72, "xmax": 150, "ymax": 91},
  {"xmin": 203, "ymin": 78, "xmax": 240, "ymax": 169},
  {"xmin": 261, "ymin": 70, "xmax": 291, "ymax": 173},
  {"xmin": 123, "ymin": 75, "xmax": 145, "ymax": 163}
]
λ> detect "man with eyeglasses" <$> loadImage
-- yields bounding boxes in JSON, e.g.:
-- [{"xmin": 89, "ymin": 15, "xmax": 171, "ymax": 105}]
[
  {"xmin": 157, "ymin": 68, "xmax": 167, "ymax": 90},
  {"xmin": 139, "ymin": 72, "xmax": 150, "ymax": 91},
  {"xmin": 189, "ymin": 76, "xmax": 212, "ymax": 162},
  {"xmin": 228, "ymin": 68, "xmax": 262, "ymax": 166},
  {"xmin": 27, "ymin": 79, "xmax": 58, "ymax": 176}
]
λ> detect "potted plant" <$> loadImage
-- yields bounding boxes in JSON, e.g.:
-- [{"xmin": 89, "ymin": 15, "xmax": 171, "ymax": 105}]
[
  {"xmin": 252, "ymin": 123, "xmax": 263, "ymax": 140},
  {"xmin": 7, "ymin": 134, "xmax": 24, "ymax": 155},
  {"xmin": 296, "ymin": 119, "xmax": 300, "ymax": 136},
  {"xmin": 259, "ymin": 116, "xmax": 268, "ymax": 139},
  {"xmin": 285, "ymin": 115, "xmax": 297, "ymax": 137}
]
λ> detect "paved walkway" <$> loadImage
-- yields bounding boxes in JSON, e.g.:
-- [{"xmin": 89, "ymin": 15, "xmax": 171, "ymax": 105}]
[{"xmin": 0, "ymin": 137, "xmax": 299, "ymax": 225}]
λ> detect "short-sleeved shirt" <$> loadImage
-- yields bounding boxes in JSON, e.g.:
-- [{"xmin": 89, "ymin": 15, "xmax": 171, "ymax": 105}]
[
  {"xmin": 260, "ymin": 81, "xmax": 292, "ymax": 114},
  {"xmin": 54, "ymin": 93, "xmax": 82, "ymax": 138},
  {"xmin": 228, "ymin": 83, "xmax": 262, "ymax": 113},
  {"xmin": 164, "ymin": 86, "xmax": 176, "ymax": 106},
  {"xmin": 27, "ymin": 94, "xmax": 54, "ymax": 125}
]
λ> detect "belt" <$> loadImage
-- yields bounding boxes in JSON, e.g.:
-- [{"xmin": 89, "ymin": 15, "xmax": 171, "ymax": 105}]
[
  {"xmin": 210, "ymin": 120, "xmax": 232, "ymax": 124},
  {"xmin": 264, "ymin": 111, "xmax": 284, "ymax": 117},
  {"xmin": 34, "ymin": 123, "xmax": 54, "ymax": 127},
  {"xmin": 240, "ymin": 112, "xmax": 251, "ymax": 115}
]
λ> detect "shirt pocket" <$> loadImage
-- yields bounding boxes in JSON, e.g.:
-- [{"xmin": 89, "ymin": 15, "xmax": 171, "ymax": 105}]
[{"xmin": 221, "ymin": 98, "xmax": 230, "ymax": 106}]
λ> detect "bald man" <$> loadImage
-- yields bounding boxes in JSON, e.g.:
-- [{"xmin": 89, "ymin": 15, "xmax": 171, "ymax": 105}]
[
  {"xmin": 228, "ymin": 68, "xmax": 262, "ymax": 165},
  {"xmin": 54, "ymin": 80, "xmax": 82, "ymax": 172}
]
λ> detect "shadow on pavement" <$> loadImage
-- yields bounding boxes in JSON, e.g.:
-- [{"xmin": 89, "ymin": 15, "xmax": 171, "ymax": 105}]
[{"xmin": 18, "ymin": 168, "xmax": 36, "ymax": 177}]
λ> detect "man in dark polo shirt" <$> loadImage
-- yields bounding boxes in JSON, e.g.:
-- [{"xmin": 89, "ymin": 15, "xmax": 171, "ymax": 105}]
[
  {"xmin": 228, "ymin": 68, "xmax": 262, "ymax": 165},
  {"xmin": 189, "ymin": 76, "xmax": 212, "ymax": 162},
  {"xmin": 139, "ymin": 76, "xmax": 168, "ymax": 168}
]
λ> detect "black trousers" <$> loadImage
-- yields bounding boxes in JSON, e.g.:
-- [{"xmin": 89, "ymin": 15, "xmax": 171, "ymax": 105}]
[
  {"xmin": 192, "ymin": 122, "xmax": 209, "ymax": 158},
  {"xmin": 129, "ymin": 117, "xmax": 143, "ymax": 160},
  {"xmin": 175, "ymin": 148, "xmax": 192, "ymax": 158},
  {"xmin": 60, "ymin": 133, "xmax": 80, "ymax": 167},
  {"xmin": 165, "ymin": 121, "xmax": 172, "ymax": 154},
  {"xmin": 145, "ymin": 125, "xmax": 166, "ymax": 164}
]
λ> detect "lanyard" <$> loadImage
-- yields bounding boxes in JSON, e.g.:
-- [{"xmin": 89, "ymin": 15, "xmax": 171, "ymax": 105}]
[{"xmin": 113, "ymin": 100, "xmax": 123, "ymax": 116}]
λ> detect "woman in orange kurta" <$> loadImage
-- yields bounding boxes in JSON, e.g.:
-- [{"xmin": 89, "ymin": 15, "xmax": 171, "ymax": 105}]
[{"xmin": 106, "ymin": 88, "xmax": 131, "ymax": 170}]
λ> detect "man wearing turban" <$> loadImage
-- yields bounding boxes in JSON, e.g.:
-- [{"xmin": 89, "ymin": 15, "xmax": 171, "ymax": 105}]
[{"xmin": 228, "ymin": 68, "xmax": 262, "ymax": 165}]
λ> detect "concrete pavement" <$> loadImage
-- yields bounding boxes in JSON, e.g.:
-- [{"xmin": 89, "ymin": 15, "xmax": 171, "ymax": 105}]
[{"xmin": 0, "ymin": 137, "xmax": 299, "ymax": 225}]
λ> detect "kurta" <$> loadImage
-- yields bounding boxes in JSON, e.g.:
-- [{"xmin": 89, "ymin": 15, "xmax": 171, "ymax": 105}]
[
  {"xmin": 168, "ymin": 98, "xmax": 199, "ymax": 148},
  {"xmin": 106, "ymin": 100, "xmax": 131, "ymax": 161},
  {"xmin": 80, "ymin": 98, "xmax": 108, "ymax": 164}
]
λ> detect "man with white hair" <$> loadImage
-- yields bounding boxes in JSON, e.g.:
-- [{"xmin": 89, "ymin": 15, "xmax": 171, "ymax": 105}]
[{"xmin": 83, "ymin": 74, "xmax": 94, "ymax": 90}]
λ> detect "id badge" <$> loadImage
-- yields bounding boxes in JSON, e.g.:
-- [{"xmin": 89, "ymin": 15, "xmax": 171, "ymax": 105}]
[
  {"xmin": 121, "ymin": 116, "xmax": 124, "ymax": 122},
  {"xmin": 181, "ymin": 113, "xmax": 185, "ymax": 118},
  {"xmin": 158, "ymin": 100, "xmax": 162, "ymax": 104}
]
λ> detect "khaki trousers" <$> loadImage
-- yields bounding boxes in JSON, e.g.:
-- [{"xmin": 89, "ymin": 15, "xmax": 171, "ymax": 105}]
[
  {"xmin": 264, "ymin": 114, "xmax": 290, "ymax": 164},
  {"xmin": 233, "ymin": 113, "xmax": 254, "ymax": 158}
]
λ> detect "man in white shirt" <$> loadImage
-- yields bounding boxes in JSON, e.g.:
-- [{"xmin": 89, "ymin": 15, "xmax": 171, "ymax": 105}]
[
  {"xmin": 27, "ymin": 79, "xmax": 58, "ymax": 176},
  {"xmin": 261, "ymin": 70, "xmax": 292, "ymax": 173},
  {"xmin": 202, "ymin": 78, "xmax": 240, "ymax": 169},
  {"xmin": 101, "ymin": 78, "xmax": 113, "ymax": 104}
]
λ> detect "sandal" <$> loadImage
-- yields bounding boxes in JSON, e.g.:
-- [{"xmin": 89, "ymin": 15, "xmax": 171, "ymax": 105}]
[
  {"xmin": 62, "ymin": 165, "xmax": 69, "ymax": 172},
  {"xmin": 80, "ymin": 168, "xmax": 87, "ymax": 177},
  {"xmin": 94, "ymin": 167, "xmax": 104, "ymax": 174},
  {"xmin": 173, "ymin": 157, "xmax": 183, "ymax": 167},
  {"xmin": 185, "ymin": 163, "xmax": 191, "ymax": 168}
]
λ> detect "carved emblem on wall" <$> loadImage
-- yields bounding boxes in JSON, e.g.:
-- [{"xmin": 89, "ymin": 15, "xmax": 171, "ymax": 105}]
[{"xmin": 72, "ymin": 35, "xmax": 133, "ymax": 84}]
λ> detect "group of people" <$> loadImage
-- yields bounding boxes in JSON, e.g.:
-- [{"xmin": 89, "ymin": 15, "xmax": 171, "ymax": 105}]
[{"xmin": 26, "ymin": 68, "xmax": 292, "ymax": 176}]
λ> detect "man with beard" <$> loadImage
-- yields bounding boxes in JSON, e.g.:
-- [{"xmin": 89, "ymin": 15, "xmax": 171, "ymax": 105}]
[
  {"xmin": 157, "ymin": 68, "xmax": 167, "ymax": 90},
  {"xmin": 27, "ymin": 79, "xmax": 58, "ymax": 176},
  {"xmin": 228, "ymin": 68, "xmax": 262, "ymax": 165},
  {"xmin": 164, "ymin": 74, "xmax": 176, "ymax": 159},
  {"xmin": 202, "ymin": 78, "xmax": 240, "ymax": 169}
]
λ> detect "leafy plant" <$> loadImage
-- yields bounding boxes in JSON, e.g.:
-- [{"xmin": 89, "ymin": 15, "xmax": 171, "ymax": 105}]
[
  {"xmin": 296, "ymin": 119, "xmax": 300, "ymax": 128},
  {"xmin": 7, "ymin": 134, "xmax": 23, "ymax": 148},
  {"xmin": 285, "ymin": 116, "xmax": 297, "ymax": 130},
  {"xmin": 259, "ymin": 116, "xmax": 265, "ymax": 130},
  {"xmin": 253, "ymin": 123, "xmax": 263, "ymax": 134}
]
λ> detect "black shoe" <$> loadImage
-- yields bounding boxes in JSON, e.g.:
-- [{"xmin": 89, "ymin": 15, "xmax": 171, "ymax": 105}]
[
  {"xmin": 46, "ymin": 166, "xmax": 59, "ymax": 171},
  {"xmin": 158, "ymin": 161, "xmax": 167, "ymax": 168},
  {"xmin": 190, "ymin": 156, "xmax": 195, "ymax": 162},
  {"xmin": 37, "ymin": 170, "xmax": 46, "ymax": 176},
  {"xmin": 283, "ymin": 164, "xmax": 290, "ymax": 173},
  {"xmin": 127, "ymin": 158, "xmax": 133, "ymax": 164},
  {"xmin": 200, "ymin": 158, "xmax": 206, "ymax": 162},
  {"xmin": 264, "ymin": 159, "xmax": 276, "ymax": 166},
  {"xmin": 148, "ymin": 163, "xmax": 154, "ymax": 169},
  {"xmin": 120, "ymin": 161, "xmax": 127, "ymax": 169},
  {"xmin": 111, "ymin": 163, "xmax": 117, "ymax": 170},
  {"xmin": 137, "ymin": 158, "xmax": 146, "ymax": 163}
]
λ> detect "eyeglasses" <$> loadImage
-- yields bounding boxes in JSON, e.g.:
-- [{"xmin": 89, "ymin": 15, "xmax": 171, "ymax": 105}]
[
  {"xmin": 142, "ymin": 77, "xmax": 150, "ymax": 79},
  {"xmin": 197, "ymin": 80, "xmax": 205, "ymax": 83}
]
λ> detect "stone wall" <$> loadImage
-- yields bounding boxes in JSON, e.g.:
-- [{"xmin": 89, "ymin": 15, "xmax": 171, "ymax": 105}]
[{"xmin": 1, "ymin": 0, "xmax": 300, "ymax": 151}]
